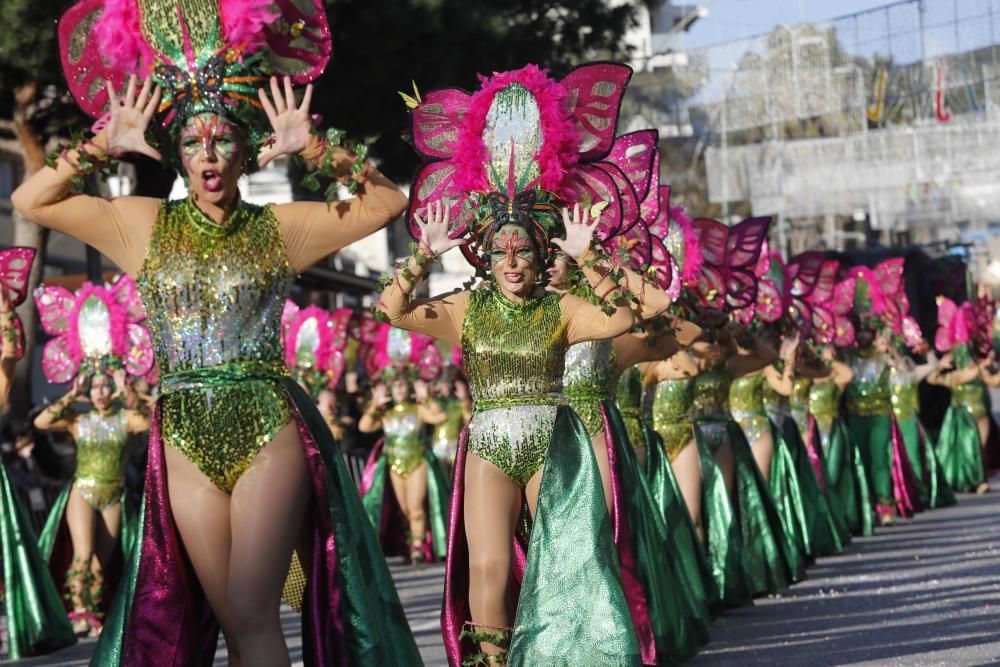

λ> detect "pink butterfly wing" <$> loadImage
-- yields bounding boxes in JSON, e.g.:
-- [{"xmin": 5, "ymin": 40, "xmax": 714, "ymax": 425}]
[
  {"xmin": 109, "ymin": 274, "xmax": 146, "ymax": 323},
  {"xmin": 811, "ymin": 305, "xmax": 836, "ymax": 345},
  {"xmin": 639, "ymin": 150, "xmax": 661, "ymax": 224},
  {"xmin": 0, "ymin": 247, "xmax": 36, "ymax": 306},
  {"xmin": 809, "ymin": 260, "xmax": 839, "ymax": 305},
  {"xmin": 408, "ymin": 162, "xmax": 476, "ymax": 240},
  {"xmin": 262, "ymin": 0, "xmax": 332, "ymax": 84},
  {"xmin": 694, "ymin": 219, "xmax": 729, "ymax": 267},
  {"xmin": 125, "ymin": 323, "xmax": 155, "ymax": 377},
  {"xmin": 725, "ymin": 217, "xmax": 771, "ymax": 270},
  {"xmin": 560, "ymin": 62, "xmax": 633, "ymax": 160},
  {"xmin": 754, "ymin": 279, "xmax": 784, "ymax": 323},
  {"xmin": 603, "ymin": 130, "xmax": 657, "ymax": 233},
  {"xmin": 35, "ymin": 286, "xmax": 77, "ymax": 335},
  {"xmin": 58, "ymin": 0, "xmax": 128, "ymax": 117},
  {"xmin": 787, "ymin": 252, "xmax": 825, "ymax": 299},
  {"xmin": 411, "ymin": 88, "xmax": 472, "ymax": 159},
  {"xmin": 562, "ymin": 163, "xmax": 624, "ymax": 240},
  {"xmin": 42, "ymin": 337, "xmax": 79, "ymax": 384},
  {"xmin": 874, "ymin": 258, "xmax": 905, "ymax": 299},
  {"xmin": 594, "ymin": 161, "xmax": 639, "ymax": 236}
]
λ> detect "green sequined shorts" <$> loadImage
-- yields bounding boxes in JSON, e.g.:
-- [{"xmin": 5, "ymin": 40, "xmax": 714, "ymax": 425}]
[
  {"xmin": 959, "ymin": 400, "xmax": 988, "ymax": 421},
  {"xmin": 694, "ymin": 419, "xmax": 727, "ymax": 454},
  {"xmin": 74, "ymin": 477, "xmax": 122, "ymax": 511},
  {"xmin": 386, "ymin": 440, "xmax": 427, "ymax": 478},
  {"xmin": 161, "ymin": 379, "xmax": 293, "ymax": 493},
  {"xmin": 731, "ymin": 410, "xmax": 770, "ymax": 447},
  {"xmin": 655, "ymin": 420, "xmax": 694, "ymax": 461},
  {"xmin": 467, "ymin": 405, "xmax": 556, "ymax": 487}
]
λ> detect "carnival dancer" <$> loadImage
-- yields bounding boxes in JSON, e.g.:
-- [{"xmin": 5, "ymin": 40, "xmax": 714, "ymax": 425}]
[
  {"xmin": 32, "ymin": 275, "xmax": 154, "ymax": 636},
  {"xmin": 359, "ymin": 328, "xmax": 450, "ymax": 563},
  {"xmin": 0, "ymin": 249, "xmax": 78, "ymax": 658},
  {"xmin": 381, "ymin": 63, "xmax": 645, "ymax": 665},
  {"xmin": 928, "ymin": 297, "xmax": 997, "ymax": 494},
  {"xmin": 430, "ymin": 358, "xmax": 472, "ymax": 477},
  {"xmin": 842, "ymin": 264, "xmax": 922, "ymax": 526},
  {"xmin": 12, "ymin": 1, "xmax": 420, "ymax": 663}
]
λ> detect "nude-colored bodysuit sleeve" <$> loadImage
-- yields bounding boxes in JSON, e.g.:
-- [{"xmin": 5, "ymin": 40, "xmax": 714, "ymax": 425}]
[
  {"xmin": 274, "ymin": 168, "xmax": 408, "ymax": 274},
  {"xmin": 560, "ymin": 294, "xmax": 634, "ymax": 345},
  {"xmin": 380, "ymin": 289, "xmax": 469, "ymax": 348},
  {"xmin": 10, "ymin": 135, "xmax": 157, "ymax": 276},
  {"xmin": 613, "ymin": 332, "xmax": 682, "ymax": 371}
]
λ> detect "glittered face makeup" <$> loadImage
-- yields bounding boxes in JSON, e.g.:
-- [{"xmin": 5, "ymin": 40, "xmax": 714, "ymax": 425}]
[
  {"xmin": 488, "ymin": 225, "xmax": 536, "ymax": 268},
  {"xmin": 90, "ymin": 374, "xmax": 113, "ymax": 411},
  {"xmin": 178, "ymin": 113, "xmax": 244, "ymax": 201},
  {"xmin": 489, "ymin": 224, "xmax": 539, "ymax": 298}
]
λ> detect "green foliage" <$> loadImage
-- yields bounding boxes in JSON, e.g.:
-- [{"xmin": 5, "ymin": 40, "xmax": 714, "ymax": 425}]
[
  {"xmin": 314, "ymin": 0, "xmax": 636, "ymax": 183},
  {"xmin": 0, "ymin": 0, "xmax": 64, "ymax": 91}
]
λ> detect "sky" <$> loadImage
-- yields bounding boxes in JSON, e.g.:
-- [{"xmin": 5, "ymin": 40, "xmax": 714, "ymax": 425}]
[{"xmin": 683, "ymin": 0, "xmax": 906, "ymax": 49}]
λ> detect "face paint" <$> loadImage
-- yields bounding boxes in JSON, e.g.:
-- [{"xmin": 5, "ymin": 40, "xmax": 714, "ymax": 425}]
[
  {"xmin": 488, "ymin": 226, "xmax": 535, "ymax": 267},
  {"xmin": 178, "ymin": 113, "xmax": 240, "ymax": 171}
]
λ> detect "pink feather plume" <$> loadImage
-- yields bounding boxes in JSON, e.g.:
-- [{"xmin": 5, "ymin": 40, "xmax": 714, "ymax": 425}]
[{"xmin": 93, "ymin": 0, "xmax": 155, "ymax": 73}]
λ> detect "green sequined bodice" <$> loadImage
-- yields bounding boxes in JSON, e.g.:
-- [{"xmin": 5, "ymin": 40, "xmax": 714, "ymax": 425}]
[
  {"xmin": 890, "ymin": 367, "xmax": 920, "ymax": 422},
  {"xmin": 616, "ymin": 365, "xmax": 645, "ymax": 450},
  {"xmin": 952, "ymin": 380, "xmax": 988, "ymax": 420},
  {"xmin": 432, "ymin": 398, "xmax": 466, "ymax": 447},
  {"xmin": 137, "ymin": 198, "xmax": 294, "ymax": 492},
  {"xmin": 74, "ymin": 409, "xmax": 128, "ymax": 508},
  {"xmin": 788, "ymin": 376, "xmax": 812, "ymax": 434},
  {"xmin": 383, "ymin": 403, "xmax": 426, "ymax": 477},
  {"xmin": 845, "ymin": 351, "xmax": 891, "ymax": 417},
  {"xmin": 808, "ymin": 380, "xmax": 841, "ymax": 433},
  {"xmin": 652, "ymin": 378, "xmax": 694, "ymax": 460},
  {"xmin": 461, "ymin": 285, "xmax": 567, "ymax": 486},
  {"xmin": 730, "ymin": 373, "xmax": 769, "ymax": 445},
  {"xmin": 691, "ymin": 364, "xmax": 730, "ymax": 422},
  {"xmin": 564, "ymin": 339, "xmax": 616, "ymax": 437}
]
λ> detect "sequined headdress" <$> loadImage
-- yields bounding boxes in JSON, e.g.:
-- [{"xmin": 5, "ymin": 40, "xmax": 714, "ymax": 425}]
[
  {"xmin": 689, "ymin": 216, "xmax": 771, "ymax": 317},
  {"xmin": 0, "ymin": 248, "xmax": 36, "ymax": 360},
  {"xmin": 281, "ymin": 301, "xmax": 351, "ymax": 397},
  {"xmin": 34, "ymin": 275, "xmax": 154, "ymax": 383},
  {"xmin": 367, "ymin": 325, "xmax": 443, "ymax": 385},
  {"xmin": 406, "ymin": 62, "xmax": 634, "ymax": 271},
  {"xmin": 58, "ymin": 0, "xmax": 332, "ymax": 170},
  {"xmin": 849, "ymin": 259, "xmax": 900, "ymax": 337},
  {"xmin": 935, "ymin": 296, "xmax": 974, "ymax": 365}
]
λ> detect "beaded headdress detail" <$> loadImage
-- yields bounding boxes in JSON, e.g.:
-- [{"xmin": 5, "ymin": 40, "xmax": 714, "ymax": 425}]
[
  {"xmin": 0, "ymin": 248, "xmax": 36, "ymax": 360},
  {"xmin": 34, "ymin": 275, "xmax": 154, "ymax": 383},
  {"xmin": 405, "ymin": 62, "xmax": 635, "ymax": 270},
  {"xmin": 58, "ymin": 0, "xmax": 331, "ymax": 169},
  {"xmin": 281, "ymin": 301, "xmax": 351, "ymax": 396}
]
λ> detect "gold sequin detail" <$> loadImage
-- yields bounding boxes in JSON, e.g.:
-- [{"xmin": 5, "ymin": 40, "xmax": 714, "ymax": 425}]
[
  {"xmin": 730, "ymin": 374, "xmax": 770, "ymax": 445},
  {"xmin": 808, "ymin": 380, "xmax": 841, "ymax": 436},
  {"xmin": 383, "ymin": 403, "xmax": 426, "ymax": 477},
  {"xmin": 890, "ymin": 367, "xmax": 921, "ymax": 422},
  {"xmin": 952, "ymin": 381, "xmax": 988, "ymax": 420},
  {"xmin": 564, "ymin": 340, "xmax": 616, "ymax": 438},
  {"xmin": 616, "ymin": 365, "xmax": 646, "ymax": 450},
  {"xmin": 74, "ymin": 410, "xmax": 128, "ymax": 509},
  {"xmin": 845, "ymin": 351, "xmax": 891, "ymax": 417},
  {"xmin": 137, "ymin": 198, "xmax": 296, "ymax": 493},
  {"xmin": 431, "ymin": 399, "xmax": 466, "ymax": 463},
  {"xmin": 461, "ymin": 285, "xmax": 567, "ymax": 485},
  {"xmin": 651, "ymin": 378, "xmax": 695, "ymax": 461}
]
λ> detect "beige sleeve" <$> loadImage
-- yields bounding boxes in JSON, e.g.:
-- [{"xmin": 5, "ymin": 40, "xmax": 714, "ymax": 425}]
[
  {"xmin": 613, "ymin": 332, "xmax": 681, "ymax": 369},
  {"xmin": 274, "ymin": 168, "xmax": 408, "ymax": 273},
  {"xmin": 378, "ymin": 290, "xmax": 469, "ymax": 348},
  {"xmin": 560, "ymin": 293, "xmax": 634, "ymax": 345}
]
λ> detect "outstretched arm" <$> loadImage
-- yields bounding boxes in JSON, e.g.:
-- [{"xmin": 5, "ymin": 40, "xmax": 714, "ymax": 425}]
[
  {"xmin": 35, "ymin": 376, "xmax": 86, "ymax": 433},
  {"xmin": 375, "ymin": 202, "xmax": 468, "ymax": 346},
  {"xmin": 10, "ymin": 77, "xmax": 163, "ymax": 275}
]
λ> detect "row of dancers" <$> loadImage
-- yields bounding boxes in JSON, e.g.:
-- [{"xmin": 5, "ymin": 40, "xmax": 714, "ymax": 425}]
[{"xmin": 0, "ymin": 0, "xmax": 995, "ymax": 663}]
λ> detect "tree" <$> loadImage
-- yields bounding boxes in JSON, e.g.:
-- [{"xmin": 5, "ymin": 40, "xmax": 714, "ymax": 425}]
[{"xmin": 0, "ymin": 0, "xmax": 89, "ymax": 416}]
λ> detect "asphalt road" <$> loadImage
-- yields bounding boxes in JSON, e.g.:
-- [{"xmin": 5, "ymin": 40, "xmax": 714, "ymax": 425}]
[{"xmin": 9, "ymin": 476, "xmax": 999, "ymax": 666}]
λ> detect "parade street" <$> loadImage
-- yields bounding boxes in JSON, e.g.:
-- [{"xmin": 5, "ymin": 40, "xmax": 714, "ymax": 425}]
[{"xmin": 12, "ymin": 473, "xmax": 1000, "ymax": 667}]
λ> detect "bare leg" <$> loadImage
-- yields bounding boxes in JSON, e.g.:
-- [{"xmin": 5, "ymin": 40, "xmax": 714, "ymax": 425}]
[
  {"xmin": 671, "ymin": 440, "xmax": 704, "ymax": 543},
  {"xmin": 751, "ymin": 432, "xmax": 774, "ymax": 484},
  {"xmin": 977, "ymin": 417, "xmax": 991, "ymax": 493},
  {"xmin": 715, "ymin": 439, "xmax": 737, "ymax": 499},
  {"xmin": 464, "ymin": 453, "xmax": 521, "ymax": 657},
  {"xmin": 65, "ymin": 484, "xmax": 96, "ymax": 630},
  {"xmin": 91, "ymin": 502, "xmax": 122, "ymax": 617},
  {"xmin": 388, "ymin": 469, "xmax": 412, "ymax": 541},
  {"xmin": 165, "ymin": 445, "xmax": 241, "ymax": 665},
  {"xmin": 228, "ymin": 422, "xmax": 310, "ymax": 667},
  {"xmin": 588, "ymin": 431, "xmax": 614, "ymax": 516},
  {"xmin": 404, "ymin": 464, "xmax": 428, "ymax": 548},
  {"xmin": 633, "ymin": 445, "xmax": 647, "ymax": 472}
]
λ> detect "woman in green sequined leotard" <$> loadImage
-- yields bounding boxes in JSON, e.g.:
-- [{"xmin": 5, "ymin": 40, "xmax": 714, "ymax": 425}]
[
  {"xmin": 35, "ymin": 370, "xmax": 149, "ymax": 634},
  {"xmin": 381, "ymin": 199, "xmax": 641, "ymax": 664},
  {"xmin": 14, "ymin": 68, "xmax": 420, "ymax": 663},
  {"xmin": 359, "ymin": 379, "xmax": 448, "ymax": 562},
  {"xmin": 431, "ymin": 377, "xmax": 472, "ymax": 477}
]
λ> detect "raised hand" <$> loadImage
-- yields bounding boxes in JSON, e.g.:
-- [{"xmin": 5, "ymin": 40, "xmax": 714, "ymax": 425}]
[
  {"xmin": 105, "ymin": 76, "xmax": 162, "ymax": 160},
  {"xmin": 371, "ymin": 383, "xmax": 391, "ymax": 408},
  {"xmin": 779, "ymin": 332, "xmax": 801, "ymax": 360},
  {"xmin": 257, "ymin": 76, "xmax": 315, "ymax": 168},
  {"xmin": 112, "ymin": 368, "xmax": 128, "ymax": 397},
  {"xmin": 69, "ymin": 373, "xmax": 88, "ymax": 401},
  {"xmin": 415, "ymin": 201, "xmax": 464, "ymax": 255},
  {"xmin": 552, "ymin": 204, "xmax": 598, "ymax": 261},
  {"xmin": 414, "ymin": 380, "xmax": 429, "ymax": 403}
]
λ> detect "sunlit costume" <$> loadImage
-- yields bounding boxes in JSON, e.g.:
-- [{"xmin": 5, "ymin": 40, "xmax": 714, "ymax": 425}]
[
  {"xmin": 684, "ymin": 217, "xmax": 805, "ymax": 593},
  {"xmin": 431, "ymin": 348, "xmax": 469, "ymax": 471},
  {"xmin": 33, "ymin": 0, "xmax": 421, "ymax": 662},
  {"xmin": 933, "ymin": 298, "xmax": 989, "ymax": 493},
  {"xmin": 359, "ymin": 326, "xmax": 451, "ymax": 562},
  {"xmin": 33, "ymin": 275, "xmax": 152, "ymax": 634},
  {"xmin": 383, "ymin": 63, "xmax": 645, "ymax": 665},
  {"xmin": 0, "ymin": 248, "xmax": 78, "ymax": 658},
  {"xmin": 842, "ymin": 263, "xmax": 922, "ymax": 525}
]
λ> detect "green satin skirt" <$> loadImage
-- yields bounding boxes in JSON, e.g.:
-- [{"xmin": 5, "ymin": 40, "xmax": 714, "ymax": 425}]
[
  {"xmin": 1, "ymin": 463, "xmax": 77, "ymax": 658},
  {"xmin": 819, "ymin": 417, "xmax": 874, "ymax": 537},
  {"xmin": 691, "ymin": 420, "xmax": 754, "ymax": 609},
  {"xmin": 847, "ymin": 414, "xmax": 894, "ymax": 507},
  {"xmin": 718, "ymin": 419, "xmax": 805, "ymax": 595},
  {"xmin": 897, "ymin": 417, "xmax": 956, "ymax": 509},
  {"xmin": 935, "ymin": 405, "xmax": 985, "ymax": 492},
  {"xmin": 771, "ymin": 418, "xmax": 844, "ymax": 558}
]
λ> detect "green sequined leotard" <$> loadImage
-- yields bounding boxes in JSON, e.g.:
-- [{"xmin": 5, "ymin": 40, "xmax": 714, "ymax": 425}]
[
  {"xmin": 651, "ymin": 378, "xmax": 695, "ymax": 461},
  {"xmin": 137, "ymin": 198, "xmax": 294, "ymax": 493},
  {"xmin": 808, "ymin": 380, "xmax": 841, "ymax": 446},
  {"xmin": 730, "ymin": 374, "xmax": 769, "ymax": 445},
  {"xmin": 789, "ymin": 376, "xmax": 812, "ymax": 436},
  {"xmin": 616, "ymin": 365, "xmax": 646, "ymax": 450},
  {"xmin": 383, "ymin": 403, "xmax": 426, "ymax": 477},
  {"xmin": 951, "ymin": 380, "xmax": 988, "ymax": 420},
  {"xmin": 461, "ymin": 285, "xmax": 567, "ymax": 486},
  {"xmin": 74, "ymin": 409, "xmax": 129, "ymax": 510},
  {"xmin": 691, "ymin": 364, "xmax": 730, "ymax": 452},
  {"xmin": 845, "ymin": 352, "xmax": 891, "ymax": 417},
  {"xmin": 890, "ymin": 367, "xmax": 920, "ymax": 423},
  {"xmin": 431, "ymin": 398, "xmax": 466, "ymax": 464},
  {"xmin": 564, "ymin": 339, "xmax": 616, "ymax": 438}
]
